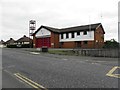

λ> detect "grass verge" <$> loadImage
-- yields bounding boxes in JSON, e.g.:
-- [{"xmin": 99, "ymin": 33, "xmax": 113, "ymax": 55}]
[{"xmin": 48, "ymin": 50, "xmax": 76, "ymax": 55}]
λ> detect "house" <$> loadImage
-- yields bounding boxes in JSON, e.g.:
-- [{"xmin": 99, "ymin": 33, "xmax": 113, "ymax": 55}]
[
  {"xmin": 0, "ymin": 40, "xmax": 6, "ymax": 48},
  {"xmin": 0, "ymin": 40, "xmax": 5, "ymax": 44},
  {"xmin": 16, "ymin": 35, "xmax": 33, "ymax": 48},
  {"xmin": 5, "ymin": 38, "xmax": 16, "ymax": 45},
  {"xmin": 32, "ymin": 23, "xmax": 105, "ymax": 48},
  {"xmin": 16, "ymin": 35, "xmax": 32, "ymax": 45}
]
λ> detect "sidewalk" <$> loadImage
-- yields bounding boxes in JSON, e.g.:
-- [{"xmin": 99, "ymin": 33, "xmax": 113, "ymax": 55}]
[{"xmin": 2, "ymin": 70, "xmax": 30, "ymax": 88}]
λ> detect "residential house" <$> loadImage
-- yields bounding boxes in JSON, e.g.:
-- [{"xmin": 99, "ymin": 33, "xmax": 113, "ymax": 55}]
[
  {"xmin": 5, "ymin": 38, "xmax": 16, "ymax": 45},
  {"xmin": 0, "ymin": 40, "xmax": 5, "ymax": 48},
  {"xmin": 16, "ymin": 35, "xmax": 32, "ymax": 45},
  {"xmin": 16, "ymin": 35, "xmax": 33, "ymax": 48}
]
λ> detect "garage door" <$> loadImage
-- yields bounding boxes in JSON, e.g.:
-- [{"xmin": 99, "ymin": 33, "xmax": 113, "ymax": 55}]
[{"xmin": 36, "ymin": 37, "xmax": 51, "ymax": 48}]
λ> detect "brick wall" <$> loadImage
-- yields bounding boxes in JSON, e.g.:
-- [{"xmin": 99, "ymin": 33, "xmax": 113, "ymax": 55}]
[
  {"xmin": 80, "ymin": 41, "xmax": 94, "ymax": 48},
  {"xmin": 61, "ymin": 42, "xmax": 75, "ymax": 48},
  {"xmin": 51, "ymin": 32, "xmax": 59, "ymax": 48},
  {"xmin": 60, "ymin": 41, "xmax": 95, "ymax": 49},
  {"xmin": 33, "ymin": 35, "xmax": 36, "ymax": 48},
  {"xmin": 94, "ymin": 26, "xmax": 104, "ymax": 48}
]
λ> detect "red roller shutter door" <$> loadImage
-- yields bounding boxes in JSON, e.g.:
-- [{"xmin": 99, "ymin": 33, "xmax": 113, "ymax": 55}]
[
  {"xmin": 36, "ymin": 37, "xmax": 51, "ymax": 48},
  {"xmin": 36, "ymin": 38, "xmax": 41, "ymax": 48}
]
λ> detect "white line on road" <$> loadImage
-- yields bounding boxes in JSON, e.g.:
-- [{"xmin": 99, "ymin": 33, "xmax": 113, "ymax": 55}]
[
  {"xmin": 30, "ymin": 52, "xmax": 40, "ymax": 55},
  {"xmin": 91, "ymin": 62, "xmax": 100, "ymax": 65},
  {"xmin": 62, "ymin": 58, "xmax": 68, "ymax": 61}
]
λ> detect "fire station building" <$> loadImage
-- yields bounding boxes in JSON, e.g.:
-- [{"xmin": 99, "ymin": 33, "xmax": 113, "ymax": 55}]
[{"xmin": 32, "ymin": 23, "xmax": 105, "ymax": 48}]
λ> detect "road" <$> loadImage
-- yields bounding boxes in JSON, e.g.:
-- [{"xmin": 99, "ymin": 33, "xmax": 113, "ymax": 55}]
[{"xmin": 2, "ymin": 48, "xmax": 119, "ymax": 89}]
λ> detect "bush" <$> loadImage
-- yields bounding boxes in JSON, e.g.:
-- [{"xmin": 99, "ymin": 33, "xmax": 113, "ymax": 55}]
[
  {"xmin": 103, "ymin": 39, "xmax": 119, "ymax": 49},
  {"xmin": 7, "ymin": 45, "xmax": 17, "ymax": 48},
  {"xmin": 7, "ymin": 44, "xmax": 33, "ymax": 48},
  {"xmin": 21, "ymin": 44, "xmax": 33, "ymax": 48}
]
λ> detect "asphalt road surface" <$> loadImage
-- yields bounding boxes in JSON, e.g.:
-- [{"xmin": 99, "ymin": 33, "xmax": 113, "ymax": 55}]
[{"xmin": 2, "ymin": 48, "xmax": 119, "ymax": 89}]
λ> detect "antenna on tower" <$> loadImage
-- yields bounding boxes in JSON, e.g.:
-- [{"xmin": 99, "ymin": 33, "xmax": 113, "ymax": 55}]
[
  {"xmin": 29, "ymin": 20, "xmax": 36, "ymax": 36},
  {"xmin": 100, "ymin": 12, "xmax": 103, "ymax": 24},
  {"xmin": 89, "ymin": 15, "xmax": 91, "ymax": 37},
  {"xmin": 29, "ymin": 20, "xmax": 36, "ymax": 48}
]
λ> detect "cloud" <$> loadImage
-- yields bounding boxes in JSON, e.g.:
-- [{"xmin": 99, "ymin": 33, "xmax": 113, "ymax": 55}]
[{"xmin": 1, "ymin": 0, "xmax": 119, "ymax": 41}]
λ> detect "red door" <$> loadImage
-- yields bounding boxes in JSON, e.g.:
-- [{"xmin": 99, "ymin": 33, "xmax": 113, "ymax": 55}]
[{"xmin": 36, "ymin": 37, "xmax": 51, "ymax": 48}]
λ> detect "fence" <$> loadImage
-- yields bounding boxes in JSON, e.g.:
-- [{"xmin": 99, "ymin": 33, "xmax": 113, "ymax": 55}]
[
  {"xmin": 25, "ymin": 48, "xmax": 119, "ymax": 58},
  {"xmin": 74, "ymin": 48, "xmax": 119, "ymax": 58}
]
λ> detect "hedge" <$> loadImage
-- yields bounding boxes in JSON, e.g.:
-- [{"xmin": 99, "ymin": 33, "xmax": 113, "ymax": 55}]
[{"xmin": 7, "ymin": 44, "xmax": 33, "ymax": 48}]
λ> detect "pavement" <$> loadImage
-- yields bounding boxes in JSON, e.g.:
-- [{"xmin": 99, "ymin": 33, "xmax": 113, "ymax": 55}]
[
  {"xmin": 2, "ymin": 48, "xmax": 119, "ymax": 89},
  {"xmin": 2, "ymin": 70, "xmax": 31, "ymax": 88}
]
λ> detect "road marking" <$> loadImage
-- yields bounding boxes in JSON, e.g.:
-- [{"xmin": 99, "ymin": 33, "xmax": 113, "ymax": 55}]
[
  {"xmin": 6, "ymin": 65, "xmax": 15, "ymax": 68},
  {"xmin": 62, "ymin": 58, "xmax": 68, "ymax": 61},
  {"xmin": 30, "ymin": 52, "xmax": 40, "ymax": 55},
  {"xmin": 14, "ymin": 73, "xmax": 47, "ymax": 90},
  {"xmin": 91, "ymin": 62, "xmax": 100, "ymax": 65},
  {"xmin": 106, "ymin": 66, "xmax": 120, "ymax": 78},
  {"xmin": 95, "ymin": 61, "xmax": 105, "ymax": 63}
]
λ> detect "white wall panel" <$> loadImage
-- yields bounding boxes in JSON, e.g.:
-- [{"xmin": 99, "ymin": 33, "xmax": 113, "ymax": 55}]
[
  {"xmin": 35, "ymin": 28, "xmax": 51, "ymax": 37},
  {"xmin": 59, "ymin": 31, "xmax": 94, "ymax": 42},
  {"xmin": 74, "ymin": 32, "xmax": 77, "ymax": 38},
  {"xmin": 69, "ymin": 33, "xmax": 71, "ymax": 38},
  {"xmin": 63, "ymin": 33, "xmax": 66, "ymax": 39}
]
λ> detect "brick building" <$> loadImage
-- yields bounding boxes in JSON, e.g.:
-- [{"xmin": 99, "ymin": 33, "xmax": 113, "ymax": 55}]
[{"xmin": 32, "ymin": 23, "xmax": 105, "ymax": 48}]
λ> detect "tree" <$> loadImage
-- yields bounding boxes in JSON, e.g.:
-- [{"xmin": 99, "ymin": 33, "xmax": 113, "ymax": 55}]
[{"xmin": 103, "ymin": 39, "xmax": 119, "ymax": 48}]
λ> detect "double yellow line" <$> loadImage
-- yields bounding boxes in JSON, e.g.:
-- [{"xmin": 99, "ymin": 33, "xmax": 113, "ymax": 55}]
[
  {"xmin": 14, "ymin": 73, "xmax": 48, "ymax": 90},
  {"xmin": 106, "ymin": 66, "xmax": 120, "ymax": 78}
]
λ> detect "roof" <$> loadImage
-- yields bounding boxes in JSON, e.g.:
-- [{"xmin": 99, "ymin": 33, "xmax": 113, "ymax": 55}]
[
  {"xmin": 33, "ymin": 25, "xmax": 60, "ymax": 35},
  {"xmin": 33, "ymin": 23, "xmax": 105, "ymax": 35},
  {"xmin": 0, "ymin": 40, "xmax": 5, "ymax": 44},
  {"xmin": 59, "ymin": 23, "xmax": 104, "ymax": 33},
  {"xmin": 42, "ymin": 26, "xmax": 60, "ymax": 33},
  {"xmin": 5, "ymin": 38, "xmax": 15, "ymax": 44},
  {"xmin": 16, "ymin": 35, "xmax": 32, "ymax": 43}
]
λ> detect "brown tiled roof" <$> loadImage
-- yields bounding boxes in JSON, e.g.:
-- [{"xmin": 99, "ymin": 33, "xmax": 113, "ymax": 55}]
[
  {"xmin": 5, "ymin": 38, "xmax": 15, "ymax": 44},
  {"xmin": 16, "ymin": 35, "xmax": 32, "ymax": 43},
  {"xmin": 33, "ymin": 23, "xmax": 105, "ymax": 35}
]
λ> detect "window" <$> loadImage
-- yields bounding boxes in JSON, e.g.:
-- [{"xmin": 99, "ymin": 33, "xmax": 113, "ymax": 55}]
[
  {"xmin": 83, "ymin": 31, "xmax": 87, "ymax": 35},
  {"xmin": 71, "ymin": 32, "xmax": 74, "ymax": 38},
  {"xmin": 61, "ymin": 33, "xmax": 63, "ymax": 39},
  {"xmin": 77, "ymin": 31, "xmax": 80, "ymax": 35},
  {"xmin": 84, "ymin": 41, "xmax": 88, "ymax": 44},
  {"xmin": 66, "ymin": 33, "xmax": 69, "ymax": 38}
]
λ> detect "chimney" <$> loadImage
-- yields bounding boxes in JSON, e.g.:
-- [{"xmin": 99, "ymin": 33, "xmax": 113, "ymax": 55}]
[
  {"xmin": 10, "ymin": 38, "xmax": 13, "ymax": 40},
  {"xmin": 23, "ymin": 35, "xmax": 26, "ymax": 37}
]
